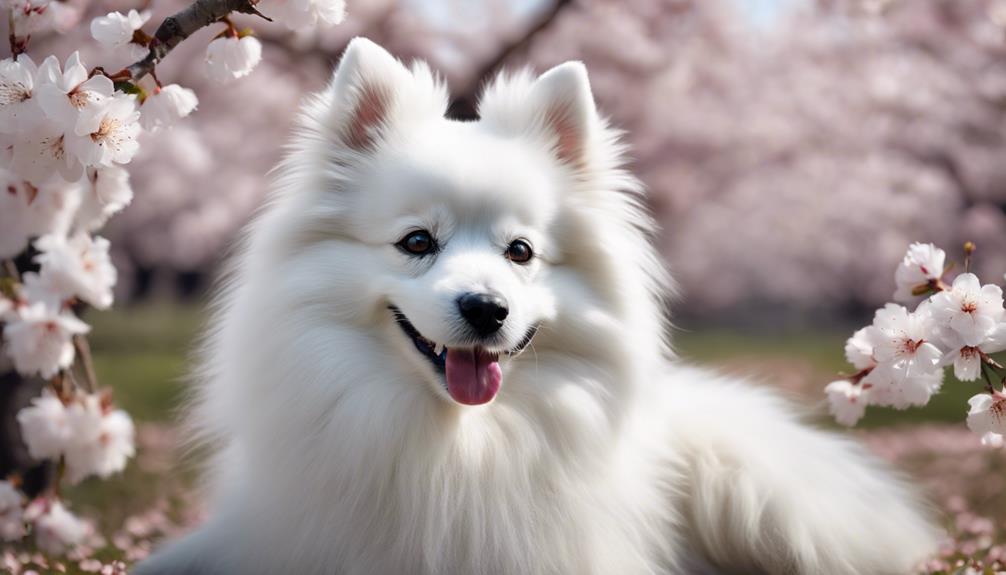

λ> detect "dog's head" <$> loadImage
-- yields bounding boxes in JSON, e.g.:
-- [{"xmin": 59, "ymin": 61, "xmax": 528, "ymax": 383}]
[{"xmin": 266, "ymin": 38, "xmax": 667, "ymax": 410}]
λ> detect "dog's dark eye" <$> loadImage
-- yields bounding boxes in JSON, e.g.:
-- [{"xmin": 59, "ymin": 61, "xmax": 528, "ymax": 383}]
[
  {"xmin": 505, "ymin": 239, "xmax": 533, "ymax": 264},
  {"xmin": 397, "ymin": 230, "xmax": 436, "ymax": 256}
]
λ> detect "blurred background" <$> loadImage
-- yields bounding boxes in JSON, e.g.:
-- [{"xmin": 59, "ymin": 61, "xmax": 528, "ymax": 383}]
[
  {"xmin": 28, "ymin": 0, "xmax": 1006, "ymax": 322},
  {"xmin": 6, "ymin": 0, "xmax": 1005, "ymax": 570}
]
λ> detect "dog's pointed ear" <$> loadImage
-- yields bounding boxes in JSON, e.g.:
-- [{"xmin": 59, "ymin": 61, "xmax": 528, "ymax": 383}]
[
  {"xmin": 529, "ymin": 62, "xmax": 596, "ymax": 167},
  {"xmin": 328, "ymin": 38, "xmax": 416, "ymax": 150},
  {"xmin": 479, "ymin": 62, "xmax": 597, "ymax": 169}
]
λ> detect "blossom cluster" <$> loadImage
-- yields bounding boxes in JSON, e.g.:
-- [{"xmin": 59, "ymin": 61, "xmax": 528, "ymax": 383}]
[
  {"xmin": 826, "ymin": 243, "xmax": 1006, "ymax": 448},
  {"xmin": 18, "ymin": 390, "xmax": 135, "ymax": 484},
  {"xmin": 0, "ymin": 47, "xmax": 144, "ymax": 382},
  {"xmin": 1, "ymin": 0, "xmax": 346, "ymax": 559}
]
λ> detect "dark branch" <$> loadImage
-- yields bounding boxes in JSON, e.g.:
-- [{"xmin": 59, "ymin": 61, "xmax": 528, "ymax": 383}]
[
  {"xmin": 447, "ymin": 0, "xmax": 572, "ymax": 120},
  {"xmin": 121, "ymin": 0, "xmax": 267, "ymax": 82}
]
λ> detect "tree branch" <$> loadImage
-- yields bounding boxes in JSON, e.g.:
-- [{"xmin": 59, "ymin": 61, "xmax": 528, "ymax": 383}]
[
  {"xmin": 447, "ymin": 0, "xmax": 572, "ymax": 120},
  {"xmin": 120, "ymin": 0, "xmax": 269, "ymax": 82}
]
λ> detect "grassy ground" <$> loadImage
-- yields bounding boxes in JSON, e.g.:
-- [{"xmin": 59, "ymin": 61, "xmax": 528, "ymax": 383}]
[
  {"xmin": 9, "ymin": 303, "xmax": 1000, "ymax": 574},
  {"xmin": 674, "ymin": 328, "xmax": 979, "ymax": 427}
]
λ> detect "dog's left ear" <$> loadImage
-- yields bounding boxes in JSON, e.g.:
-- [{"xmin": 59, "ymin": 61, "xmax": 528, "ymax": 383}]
[{"xmin": 479, "ymin": 62, "xmax": 597, "ymax": 169}]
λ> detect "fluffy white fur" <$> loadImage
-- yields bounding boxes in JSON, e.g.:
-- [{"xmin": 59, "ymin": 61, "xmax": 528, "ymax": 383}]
[{"xmin": 135, "ymin": 38, "xmax": 942, "ymax": 575}]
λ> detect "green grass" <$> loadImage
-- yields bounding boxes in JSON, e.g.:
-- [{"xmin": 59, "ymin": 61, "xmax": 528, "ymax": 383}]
[
  {"xmin": 86, "ymin": 303, "xmax": 206, "ymax": 423},
  {"xmin": 60, "ymin": 304, "xmax": 205, "ymax": 536},
  {"xmin": 674, "ymin": 328, "xmax": 980, "ymax": 428}
]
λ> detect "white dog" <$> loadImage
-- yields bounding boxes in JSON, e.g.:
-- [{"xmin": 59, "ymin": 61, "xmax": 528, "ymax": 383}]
[{"xmin": 136, "ymin": 38, "xmax": 942, "ymax": 575}]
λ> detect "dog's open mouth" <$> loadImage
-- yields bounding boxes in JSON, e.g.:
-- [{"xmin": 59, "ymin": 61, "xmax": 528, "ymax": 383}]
[{"xmin": 389, "ymin": 306, "xmax": 537, "ymax": 405}]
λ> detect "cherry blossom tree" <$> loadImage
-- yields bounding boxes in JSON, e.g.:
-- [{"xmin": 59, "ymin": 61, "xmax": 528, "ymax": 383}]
[{"xmin": 511, "ymin": 0, "xmax": 1006, "ymax": 319}]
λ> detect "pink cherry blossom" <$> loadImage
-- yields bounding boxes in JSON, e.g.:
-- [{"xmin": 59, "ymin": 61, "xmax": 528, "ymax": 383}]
[
  {"xmin": 893, "ymin": 243, "xmax": 946, "ymax": 303},
  {"xmin": 33, "ymin": 233, "xmax": 117, "ymax": 309},
  {"xmin": 966, "ymin": 392, "xmax": 1006, "ymax": 444},
  {"xmin": 33, "ymin": 501, "xmax": 90, "ymax": 555},
  {"xmin": 139, "ymin": 84, "xmax": 198, "ymax": 132},
  {"xmin": 930, "ymin": 273, "xmax": 1005, "ymax": 347},
  {"xmin": 2, "ymin": 302, "xmax": 90, "ymax": 378},
  {"xmin": 825, "ymin": 380, "xmax": 869, "ymax": 426},
  {"xmin": 868, "ymin": 303, "xmax": 943, "ymax": 380},
  {"xmin": 0, "ymin": 480, "xmax": 26, "ymax": 542},
  {"xmin": 0, "ymin": 56, "xmax": 43, "ymax": 134},
  {"xmin": 63, "ymin": 395, "xmax": 136, "ymax": 484},
  {"xmin": 16, "ymin": 388, "xmax": 71, "ymax": 460}
]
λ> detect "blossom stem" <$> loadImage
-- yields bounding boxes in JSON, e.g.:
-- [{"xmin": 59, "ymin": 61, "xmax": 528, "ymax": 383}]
[
  {"xmin": 963, "ymin": 241, "xmax": 976, "ymax": 274},
  {"xmin": 72, "ymin": 335, "xmax": 98, "ymax": 394},
  {"xmin": 842, "ymin": 366, "xmax": 874, "ymax": 385},
  {"xmin": 149, "ymin": 67, "xmax": 162, "ymax": 89},
  {"xmin": 48, "ymin": 372, "xmax": 71, "ymax": 403},
  {"xmin": 981, "ymin": 352, "xmax": 1004, "ymax": 371},
  {"xmin": 2, "ymin": 259, "xmax": 20, "ymax": 282},
  {"xmin": 6, "ymin": 12, "xmax": 27, "ymax": 57},
  {"xmin": 52, "ymin": 458, "xmax": 64, "ymax": 499},
  {"xmin": 979, "ymin": 360, "xmax": 1000, "ymax": 395}
]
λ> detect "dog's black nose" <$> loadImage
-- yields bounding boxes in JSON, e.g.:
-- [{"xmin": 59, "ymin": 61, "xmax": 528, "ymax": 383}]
[{"xmin": 457, "ymin": 292, "xmax": 508, "ymax": 337}]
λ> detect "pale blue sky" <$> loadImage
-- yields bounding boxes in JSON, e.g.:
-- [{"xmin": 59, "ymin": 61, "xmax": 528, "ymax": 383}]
[{"xmin": 737, "ymin": 0, "xmax": 801, "ymax": 26}]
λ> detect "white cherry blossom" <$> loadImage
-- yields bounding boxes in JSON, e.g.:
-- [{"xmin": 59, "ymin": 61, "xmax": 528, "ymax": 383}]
[
  {"xmin": 28, "ymin": 179, "xmax": 84, "ymax": 238},
  {"xmin": 64, "ymin": 395, "xmax": 135, "ymax": 484},
  {"xmin": 205, "ymin": 35, "xmax": 262, "ymax": 82},
  {"xmin": 0, "ymin": 172, "xmax": 39, "ymax": 258},
  {"xmin": 0, "ymin": 480, "xmax": 25, "ymax": 542},
  {"xmin": 263, "ymin": 0, "xmax": 345, "ymax": 29},
  {"xmin": 6, "ymin": 0, "xmax": 78, "ymax": 35},
  {"xmin": 20, "ymin": 269, "xmax": 64, "ymax": 307},
  {"xmin": 32, "ymin": 500, "xmax": 89, "ymax": 555},
  {"xmin": 8, "ymin": 119, "xmax": 83, "ymax": 184},
  {"xmin": 0, "ymin": 55, "xmax": 44, "ymax": 134},
  {"xmin": 868, "ymin": 303, "xmax": 942, "ymax": 379},
  {"xmin": 862, "ymin": 363, "xmax": 942, "ymax": 409},
  {"xmin": 966, "ymin": 392, "xmax": 1006, "ymax": 445},
  {"xmin": 66, "ymin": 95, "xmax": 141, "ymax": 167},
  {"xmin": 90, "ymin": 10, "xmax": 150, "ymax": 60},
  {"xmin": 16, "ymin": 388, "xmax": 70, "ymax": 460},
  {"xmin": 75, "ymin": 166, "xmax": 133, "ymax": 231},
  {"xmin": 2, "ymin": 302, "xmax": 90, "ymax": 378},
  {"xmin": 938, "ymin": 323, "xmax": 1006, "ymax": 381},
  {"xmin": 980, "ymin": 431, "xmax": 1004, "ymax": 448},
  {"xmin": 825, "ymin": 380, "xmax": 869, "ymax": 426},
  {"xmin": 36, "ymin": 52, "xmax": 114, "ymax": 129},
  {"xmin": 930, "ymin": 272, "xmax": 1005, "ymax": 346},
  {"xmin": 139, "ymin": 84, "xmax": 198, "ymax": 131},
  {"xmin": 7, "ymin": 0, "xmax": 50, "ymax": 35},
  {"xmin": 893, "ymin": 242, "xmax": 946, "ymax": 302},
  {"xmin": 0, "ymin": 171, "xmax": 84, "ymax": 257},
  {"xmin": 844, "ymin": 326, "xmax": 876, "ymax": 370},
  {"xmin": 34, "ymin": 233, "xmax": 117, "ymax": 309}
]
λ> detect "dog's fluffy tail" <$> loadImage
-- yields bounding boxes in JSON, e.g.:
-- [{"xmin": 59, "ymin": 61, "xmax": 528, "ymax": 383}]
[{"xmin": 664, "ymin": 366, "xmax": 945, "ymax": 574}]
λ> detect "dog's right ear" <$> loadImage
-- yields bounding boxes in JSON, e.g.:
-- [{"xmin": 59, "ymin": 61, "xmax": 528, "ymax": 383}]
[{"xmin": 327, "ymin": 38, "xmax": 441, "ymax": 151}]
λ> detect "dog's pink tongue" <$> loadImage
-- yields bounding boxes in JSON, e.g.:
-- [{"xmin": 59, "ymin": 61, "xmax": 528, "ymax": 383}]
[{"xmin": 445, "ymin": 348, "xmax": 502, "ymax": 405}]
